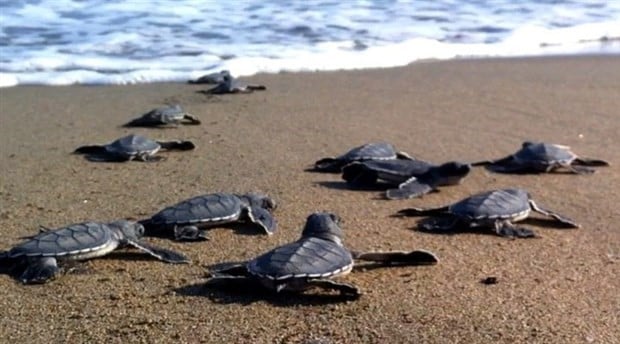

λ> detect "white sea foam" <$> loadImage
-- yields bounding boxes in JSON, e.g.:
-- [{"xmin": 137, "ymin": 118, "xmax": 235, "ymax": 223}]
[{"xmin": 1, "ymin": 1, "xmax": 618, "ymax": 86}]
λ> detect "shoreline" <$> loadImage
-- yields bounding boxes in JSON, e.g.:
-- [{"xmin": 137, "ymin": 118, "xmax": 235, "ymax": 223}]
[{"xmin": 1, "ymin": 55, "xmax": 619, "ymax": 343}]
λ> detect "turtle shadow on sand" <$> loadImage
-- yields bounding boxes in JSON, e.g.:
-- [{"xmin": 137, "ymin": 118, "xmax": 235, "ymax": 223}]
[
  {"xmin": 173, "ymin": 260, "xmax": 416, "ymax": 306},
  {"xmin": 405, "ymin": 216, "xmax": 577, "ymax": 237},
  {"xmin": 173, "ymin": 280, "xmax": 357, "ymax": 306}
]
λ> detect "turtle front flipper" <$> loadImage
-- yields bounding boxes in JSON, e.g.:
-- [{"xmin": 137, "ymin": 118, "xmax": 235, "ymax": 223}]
[
  {"xmin": 313, "ymin": 158, "xmax": 341, "ymax": 172},
  {"xmin": 351, "ymin": 249, "xmax": 438, "ymax": 265},
  {"xmin": 246, "ymin": 207, "xmax": 277, "ymax": 235},
  {"xmin": 173, "ymin": 225, "xmax": 210, "ymax": 241},
  {"xmin": 528, "ymin": 201, "xmax": 581, "ymax": 228},
  {"xmin": 157, "ymin": 140, "xmax": 196, "ymax": 151},
  {"xmin": 306, "ymin": 279, "xmax": 360, "ymax": 298},
  {"xmin": 20, "ymin": 257, "xmax": 60, "ymax": 284},
  {"xmin": 386, "ymin": 177, "xmax": 433, "ymax": 200},
  {"xmin": 126, "ymin": 240, "xmax": 190, "ymax": 264},
  {"xmin": 494, "ymin": 220, "xmax": 536, "ymax": 238}
]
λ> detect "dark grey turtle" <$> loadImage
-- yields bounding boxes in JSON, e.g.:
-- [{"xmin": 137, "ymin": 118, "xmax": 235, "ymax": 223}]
[
  {"xmin": 312, "ymin": 142, "xmax": 413, "ymax": 173},
  {"xmin": 342, "ymin": 159, "xmax": 471, "ymax": 199},
  {"xmin": 0, "ymin": 220, "xmax": 189, "ymax": 284},
  {"xmin": 141, "ymin": 193, "xmax": 277, "ymax": 241},
  {"xmin": 188, "ymin": 70, "xmax": 231, "ymax": 84},
  {"xmin": 207, "ymin": 212, "xmax": 438, "ymax": 298},
  {"xmin": 203, "ymin": 74, "xmax": 266, "ymax": 94},
  {"xmin": 74, "ymin": 134, "xmax": 195, "ymax": 162},
  {"xmin": 123, "ymin": 104, "xmax": 201, "ymax": 127},
  {"xmin": 397, "ymin": 188, "xmax": 580, "ymax": 238},
  {"xmin": 472, "ymin": 141, "xmax": 609, "ymax": 174}
]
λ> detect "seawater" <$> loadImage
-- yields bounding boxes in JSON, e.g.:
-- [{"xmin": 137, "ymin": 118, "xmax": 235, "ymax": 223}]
[{"xmin": 1, "ymin": 0, "xmax": 619, "ymax": 87}]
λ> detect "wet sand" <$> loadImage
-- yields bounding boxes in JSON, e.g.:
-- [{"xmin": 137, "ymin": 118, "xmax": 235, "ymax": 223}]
[{"xmin": 0, "ymin": 56, "xmax": 618, "ymax": 344}]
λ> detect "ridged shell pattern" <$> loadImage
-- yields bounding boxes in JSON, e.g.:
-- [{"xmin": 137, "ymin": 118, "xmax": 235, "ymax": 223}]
[
  {"xmin": 8, "ymin": 222, "xmax": 113, "ymax": 257},
  {"xmin": 150, "ymin": 193, "xmax": 241, "ymax": 226},
  {"xmin": 450, "ymin": 188, "xmax": 531, "ymax": 220},
  {"xmin": 108, "ymin": 134, "xmax": 159, "ymax": 155},
  {"xmin": 248, "ymin": 237, "xmax": 353, "ymax": 280},
  {"xmin": 342, "ymin": 142, "xmax": 398, "ymax": 162},
  {"xmin": 516, "ymin": 143, "xmax": 575, "ymax": 163}
]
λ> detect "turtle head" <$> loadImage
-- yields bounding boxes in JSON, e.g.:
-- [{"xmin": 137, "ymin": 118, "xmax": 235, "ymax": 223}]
[
  {"xmin": 434, "ymin": 161, "xmax": 471, "ymax": 185},
  {"xmin": 108, "ymin": 220, "xmax": 145, "ymax": 242},
  {"xmin": 241, "ymin": 193, "xmax": 277, "ymax": 211},
  {"xmin": 301, "ymin": 212, "xmax": 344, "ymax": 245}
]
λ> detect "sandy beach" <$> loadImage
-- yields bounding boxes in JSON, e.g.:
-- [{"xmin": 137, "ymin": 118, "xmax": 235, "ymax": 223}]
[{"xmin": 0, "ymin": 56, "xmax": 618, "ymax": 343}]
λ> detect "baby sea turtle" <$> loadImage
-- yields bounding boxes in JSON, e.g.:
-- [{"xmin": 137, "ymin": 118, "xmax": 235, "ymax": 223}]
[
  {"xmin": 123, "ymin": 104, "xmax": 201, "ymax": 127},
  {"xmin": 207, "ymin": 212, "xmax": 438, "ymax": 298},
  {"xmin": 141, "ymin": 193, "xmax": 277, "ymax": 241},
  {"xmin": 0, "ymin": 220, "xmax": 189, "ymax": 284},
  {"xmin": 74, "ymin": 134, "xmax": 195, "ymax": 162},
  {"xmin": 342, "ymin": 159, "xmax": 471, "ymax": 199},
  {"xmin": 312, "ymin": 142, "xmax": 413, "ymax": 173},
  {"xmin": 188, "ymin": 70, "xmax": 231, "ymax": 84},
  {"xmin": 472, "ymin": 141, "xmax": 609, "ymax": 174},
  {"xmin": 397, "ymin": 188, "xmax": 580, "ymax": 238},
  {"xmin": 203, "ymin": 74, "xmax": 266, "ymax": 94}
]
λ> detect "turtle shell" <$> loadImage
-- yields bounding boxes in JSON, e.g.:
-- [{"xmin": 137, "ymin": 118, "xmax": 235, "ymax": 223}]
[
  {"xmin": 106, "ymin": 134, "xmax": 160, "ymax": 157},
  {"xmin": 514, "ymin": 142, "xmax": 576, "ymax": 165},
  {"xmin": 148, "ymin": 193, "xmax": 243, "ymax": 227},
  {"xmin": 449, "ymin": 188, "xmax": 531, "ymax": 221},
  {"xmin": 339, "ymin": 142, "xmax": 400, "ymax": 162},
  {"xmin": 150, "ymin": 104, "xmax": 186, "ymax": 121},
  {"xmin": 247, "ymin": 236, "xmax": 353, "ymax": 281},
  {"xmin": 7, "ymin": 222, "xmax": 116, "ymax": 259}
]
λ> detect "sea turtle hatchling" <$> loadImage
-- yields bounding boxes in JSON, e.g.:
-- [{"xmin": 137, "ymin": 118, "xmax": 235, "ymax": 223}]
[
  {"xmin": 188, "ymin": 70, "xmax": 231, "ymax": 84},
  {"xmin": 206, "ymin": 212, "xmax": 438, "ymax": 298},
  {"xmin": 0, "ymin": 220, "xmax": 189, "ymax": 284},
  {"xmin": 140, "ymin": 193, "xmax": 277, "ymax": 241},
  {"xmin": 312, "ymin": 142, "xmax": 413, "ymax": 173},
  {"xmin": 397, "ymin": 188, "xmax": 580, "ymax": 238},
  {"xmin": 342, "ymin": 159, "xmax": 471, "ymax": 199},
  {"xmin": 123, "ymin": 104, "xmax": 201, "ymax": 127},
  {"xmin": 74, "ymin": 134, "xmax": 195, "ymax": 162},
  {"xmin": 204, "ymin": 74, "xmax": 266, "ymax": 94},
  {"xmin": 472, "ymin": 141, "xmax": 609, "ymax": 174}
]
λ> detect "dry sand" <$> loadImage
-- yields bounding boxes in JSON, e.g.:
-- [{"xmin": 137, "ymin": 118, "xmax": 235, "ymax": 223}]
[{"xmin": 0, "ymin": 56, "xmax": 618, "ymax": 344}]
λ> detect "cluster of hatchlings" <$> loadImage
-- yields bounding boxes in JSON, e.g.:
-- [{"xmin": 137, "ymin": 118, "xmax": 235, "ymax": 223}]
[{"xmin": 0, "ymin": 72, "xmax": 610, "ymax": 299}]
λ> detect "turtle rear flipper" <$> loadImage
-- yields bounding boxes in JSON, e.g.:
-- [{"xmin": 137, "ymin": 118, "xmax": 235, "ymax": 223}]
[
  {"xmin": 306, "ymin": 279, "xmax": 360, "ymax": 298},
  {"xmin": 573, "ymin": 157, "xmax": 610, "ymax": 167},
  {"xmin": 246, "ymin": 206, "xmax": 277, "ymax": 235},
  {"xmin": 209, "ymin": 262, "xmax": 249, "ymax": 277},
  {"xmin": 126, "ymin": 240, "xmax": 190, "ymax": 264},
  {"xmin": 245, "ymin": 84, "xmax": 266, "ymax": 91},
  {"xmin": 173, "ymin": 225, "xmax": 210, "ymax": 242},
  {"xmin": 528, "ymin": 200, "xmax": 581, "ymax": 228},
  {"xmin": 396, "ymin": 205, "xmax": 450, "ymax": 217},
  {"xmin": 73, "ymin": 145, "xmax": 107, "ymax": 155},
  {"xmin": 182, "ymin": 114, "xmax": 201, "ymax": 125},
  {"xmin": 157, "ymin": 140, "xmax": 196, "ymax": 151},
  {"xmin": 494, "ymin": 221, "xmax": 536, "ymax": 238},
  {"xmin": 351, "ymin": 249, "xmax": 438, "ymax": 265},
  {"xmin": 20, "ymin": 257, "xmax": 59, "ymax": 284},
  {"xmin": 386, "ymin": 177, "xmax": 433, "ymax": 200}
]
